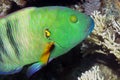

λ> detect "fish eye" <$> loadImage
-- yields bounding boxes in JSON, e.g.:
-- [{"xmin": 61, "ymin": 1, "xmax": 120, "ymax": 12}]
[
  {"xmin": 70, "ymin": 15, "xmax": 78, "ymax": 23},
  {"xmin": 45, "ymin": 29, "xmax": 51, "ymax": 38}
]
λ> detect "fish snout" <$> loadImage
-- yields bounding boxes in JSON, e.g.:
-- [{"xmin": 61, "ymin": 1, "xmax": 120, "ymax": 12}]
[{"xmin": 88, "ymin": 18, "xmax": 94, "ymax": 34}]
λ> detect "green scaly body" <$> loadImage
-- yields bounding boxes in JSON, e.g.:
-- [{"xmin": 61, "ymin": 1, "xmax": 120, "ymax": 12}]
[{"xmin": 0, "ymin": 6, "xmax": 94, "ymax": 76}]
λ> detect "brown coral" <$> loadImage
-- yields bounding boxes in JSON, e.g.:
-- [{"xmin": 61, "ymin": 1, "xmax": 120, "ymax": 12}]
[
  {"xmin": 0, "ymin": 0, "xmax": 11, "ymax": 16},
  {"xmin": 10, "ymin": 0, "xmax": 26, "ymax": 6}
]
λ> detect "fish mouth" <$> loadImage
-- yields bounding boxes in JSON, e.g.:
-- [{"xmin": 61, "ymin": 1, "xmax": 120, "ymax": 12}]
[{"xmin": 88, "ymin": 18, "xmax": 94, "ymax": 34}]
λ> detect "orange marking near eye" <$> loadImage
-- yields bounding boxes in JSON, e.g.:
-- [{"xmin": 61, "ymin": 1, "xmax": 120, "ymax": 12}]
[{"xmin": 40, "ymin": 42, "xmax": 54, "ymax": 64}]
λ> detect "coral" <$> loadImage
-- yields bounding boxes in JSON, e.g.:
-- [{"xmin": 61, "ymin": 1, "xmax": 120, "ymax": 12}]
[
  {"xmin": 0, "ymin": 0, "xmax": 11, "ymax": 16},
  {"xmin": 10, "ymin": 0, "xmax": 26, "ymax": 6},
  {"xmin": 102, "ymin": 0, "xmax": 120, "ymax": 18},
  {"xmin": 0, "ymin": 0, "xmax": 26, "ymax": 16},
  {"xmin": 92, "ymin": 11, "xmax": 120, "ymax": 59},
  {"xmin": 71, "ymin": 0, "xmax": 101, "ymax": 15},
  {"xmin": 83, "ymin": 0, "xmax": 101, "ymax": 15},
  {"xmin": 81, "ymin": 10, "xmax": 120, "ymax": 61},
  {"xmin": 78, "ymin": 65, "xmax": 104, "ymax": 80},
  {"xmin": 77, "ymin": 64, "xmax": 119, "ymax": 80}
]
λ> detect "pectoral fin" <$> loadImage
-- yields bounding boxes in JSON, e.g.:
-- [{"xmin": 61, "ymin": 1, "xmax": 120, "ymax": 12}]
[
  {"xmin": 26, "ymin": 62, "xmax": 42, "ymax": 77},
  {"xmin": 27, "ymin": 42, "xmax": 54, "ymax": 77}
]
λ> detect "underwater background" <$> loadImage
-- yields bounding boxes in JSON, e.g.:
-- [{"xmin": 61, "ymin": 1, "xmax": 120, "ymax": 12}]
[{"xmin": 0, "ymin": 0, "xmax": 120, "ymax": 80}]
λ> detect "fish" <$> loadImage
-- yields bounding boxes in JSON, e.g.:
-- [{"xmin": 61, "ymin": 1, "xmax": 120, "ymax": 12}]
[{"xmin": 0, "ymin": 6, "xmax": 94, "ymax": 77}]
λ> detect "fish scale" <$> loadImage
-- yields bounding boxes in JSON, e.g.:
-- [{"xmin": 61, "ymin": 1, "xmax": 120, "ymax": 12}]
[
  {"xmin": 0, "ymin": 21, "xmax": 19, "ymax": 64},
  {"xmin": 6, "ymin": 20, "xmax": 20, "ymax": 58}
]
